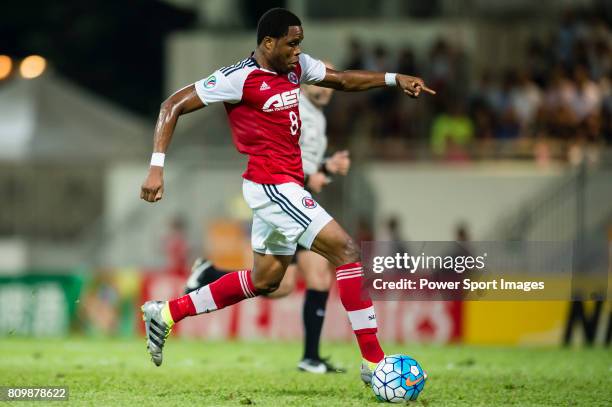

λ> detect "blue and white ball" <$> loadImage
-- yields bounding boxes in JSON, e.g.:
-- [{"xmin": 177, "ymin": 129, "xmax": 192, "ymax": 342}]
[{"xmin": 371, "ymin": 355, "xmax": 427, "ymax": 403}]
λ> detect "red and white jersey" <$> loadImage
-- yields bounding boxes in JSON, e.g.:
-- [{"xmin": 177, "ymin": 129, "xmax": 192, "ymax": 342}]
[{"xmin": 195, "ymin": 53, "xmax": 327, "ymax": 186}]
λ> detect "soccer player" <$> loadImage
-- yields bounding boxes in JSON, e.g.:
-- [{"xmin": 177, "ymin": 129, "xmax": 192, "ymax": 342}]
[
  {"xmin": 184, "ymin": 65, "xmax": 350, "ymax": 374},
  {"xmin": 140, "ymin": 8, "xmax": 434, "ymax": 384}
]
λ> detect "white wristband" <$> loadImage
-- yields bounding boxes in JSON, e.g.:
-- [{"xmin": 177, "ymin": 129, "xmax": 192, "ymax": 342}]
[
  {"xmin": 150, "ymin": 152, "xmax": 165, "ymax": 167},
  {"xmin": 385, "ymin": 72, "xmax": 397, "ymax": 87}
]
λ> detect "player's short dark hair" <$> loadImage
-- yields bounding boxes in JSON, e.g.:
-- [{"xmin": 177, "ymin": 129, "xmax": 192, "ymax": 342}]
[{"xmin": 256, "ymin": 8, "xmax": 302, "ymax": 44}]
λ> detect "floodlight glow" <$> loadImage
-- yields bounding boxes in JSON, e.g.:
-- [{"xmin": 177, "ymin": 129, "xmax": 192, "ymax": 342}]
[
  {"xmin": 20, "ymin": 55, "xmax": 47, "ymax": 79},
  {"xmin": 0, "ymin": 55, "xmax": 12, "ymax": 79}
]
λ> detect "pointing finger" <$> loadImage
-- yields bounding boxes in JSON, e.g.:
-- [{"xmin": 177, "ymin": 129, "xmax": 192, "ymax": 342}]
[{"xmin": 422, "ymin": 85, "xmax": 436, "ymax": 95}]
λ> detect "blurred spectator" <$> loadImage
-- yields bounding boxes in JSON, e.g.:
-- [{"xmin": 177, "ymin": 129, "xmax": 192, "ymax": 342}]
[
  {"xmin": 588, "ymin": 40, "xmax": 612, "ymax": 81},
  {"xmin": 571, "ymin": 65, "xmax": 602, "ymax": 123},
  {"xmin": 81, "ymin": 274, "xmax": 120, "ymax": 335},
  {"xmin": 456, "ymin": 223, "xmax": 470, "ymax": 242},
  {"xmin": 344, "ymin": 37, "xmax": 366, "ymax": 70},
  {"xmin": 533, "ymin": 133, "xmax": 553, "ymax": 168},
  {"xmin": 385, "ymin": 216, "xmax": 404, "ymax": 242},
  {"xmin": 430, "ymin": 101, "xmax": 474, "ymax": 160},
  {"xmin": 493, "ymin": 71, "xmax": 521, "ymax": 140},
  {"xmin": 377, "ymin": 216, "xmax": 409, "ymax": 272},
  {"xmin": 433, "ymin": 223, "xmax": 473, "ymax": 299},
  {"xmin": 555, "ymin": 9, "xmax": 579, "ymax": 67},
  {"xmin": 356, "ymin": 216, "xmax": 375, "ymax": 245},
  {"xmin": 453, "ymin": 48, "xmax": 471, "ymax": 99},
  {"xmin": 472, "ymin": 105, "xmax": 495, "ymax": 140},
  {"xmin": 525, "ymin": 38, "xmax": 550, "ymax": 88},
  {"xmin": 397, "ymin": 46, "xmax": 418, "ymax": 76},
  {"xmin": 567, "ymin": 131, "xmax": 601, "ymax": 167},
  {"xmin": 427, "ymin": 38, "xmax": 454, "ymax": 95},
  {"xmin": 393, "ymin": 46, "xmax": 423, "ymax": 143},
  {"xmin": 367, "ymin": 44, "xmax": 399, "ymax": 138},
  {"xmin": 543, "ymin": 66, "xmax": 577, "ymax": 138},
  {"xmin": 470, "ymin": 70, "xmax": 501, "ymax": 112},
  {"xmin": 511, "ymin": 70, "xmax": 543, "ymax": 134},
  {"xmin": 164, "ymin": 216, "xmax": 189, "ymax": 276},
  {"xmin": 494, "ymin": 110, "xmax": 521, "ymax": 140},
  {"xmin": 366, "ymin": 43, "xmax": 392, "ymax": 72},
  {"xmin": 386, "ymin": 216, "xmax": 409, "ymax": 255}
]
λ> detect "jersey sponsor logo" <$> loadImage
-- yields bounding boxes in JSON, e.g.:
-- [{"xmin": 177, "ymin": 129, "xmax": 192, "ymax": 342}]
[
  {"xmin": 259, "ymin": 81, "xmax": 270, "ymax": 91},
  {"xmin": 288, "ymin": 71, "xmax": 299, "ymax": 84},
  {"xmin": 203, "ymin": 75, "xmax": 216, "ymax": 89},
  {"xmin": 262, "ymin": 89, "xmax": 300, "ymax": 112},
  {"xmin": 302, "ymin": 197, "xmax": 317, "ymax": 209}
]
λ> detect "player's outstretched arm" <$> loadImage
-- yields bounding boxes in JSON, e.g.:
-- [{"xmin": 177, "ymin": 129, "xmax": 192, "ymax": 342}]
[
  {"xmin": 140, "ymin": 84, "xmax": 205, "ymax": 203},
  {"xmin": 317, "ymin": 69, "xmax": 435, "ymax": 97}
]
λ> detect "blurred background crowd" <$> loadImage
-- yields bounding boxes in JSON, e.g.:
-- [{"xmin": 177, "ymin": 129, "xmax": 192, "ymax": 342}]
[{"xmin": 325, "ymin": 9, "xmax": 611, "ymax": 163}]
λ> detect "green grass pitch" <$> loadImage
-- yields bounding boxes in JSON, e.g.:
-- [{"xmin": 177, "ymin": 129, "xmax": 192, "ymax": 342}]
[{"xmin": 0, "ymin": 337, "xmax": 610, "ymax": 406}]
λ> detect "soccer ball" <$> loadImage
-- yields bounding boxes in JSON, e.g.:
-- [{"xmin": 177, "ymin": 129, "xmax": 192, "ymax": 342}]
[{"xmin": 371, "ymin": 355, "xmax": 427, "ymax": 403}]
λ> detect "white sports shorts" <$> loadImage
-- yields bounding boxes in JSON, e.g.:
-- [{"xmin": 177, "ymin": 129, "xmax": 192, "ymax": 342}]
[{"xmin": 242, "ymin": 179, "xmax": 333, "ymax": 256}]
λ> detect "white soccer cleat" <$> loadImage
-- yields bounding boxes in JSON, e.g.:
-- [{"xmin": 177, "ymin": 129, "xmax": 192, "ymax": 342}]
[
  {"xmin": 298, "ymin": 358, "xmax": 327, "ymax": 374},
  {"xmin": 141, "ymin": 300, "xmax": 172, "ymax": 367},
  {"xmin": 297, "ymin": 358, "xmax": 346, "ymax": 374},
  {"xmin": 360, "ymin": 359, "xmax": 380, "ymax": 385}
]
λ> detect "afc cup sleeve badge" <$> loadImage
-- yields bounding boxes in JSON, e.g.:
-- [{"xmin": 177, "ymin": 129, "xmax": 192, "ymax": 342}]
[{"xmin": 203, "ymin": 75, "xmax": 217, "ymax": 88}]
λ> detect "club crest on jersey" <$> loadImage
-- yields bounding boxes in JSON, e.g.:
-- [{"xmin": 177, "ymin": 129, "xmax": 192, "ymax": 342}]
[
  {"xmin": 203, "ymin": 75, "xmax": 216, "ymax": 89},
  {"xmin": 302, "ymin": 197, "xmax": 317, "ymax": 209},
  {"xmin": 288, "ymin": 71, "xmax": 299, "ymax": 84},
  {"xmin": 262, "ymin": 89, "xmax": 300, "ymax": 112}
]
